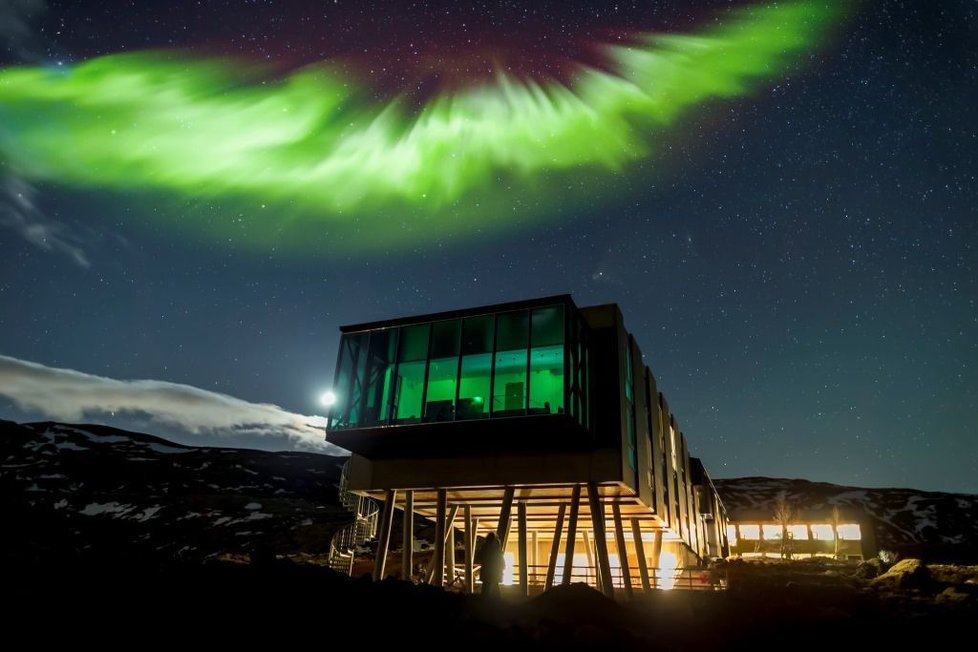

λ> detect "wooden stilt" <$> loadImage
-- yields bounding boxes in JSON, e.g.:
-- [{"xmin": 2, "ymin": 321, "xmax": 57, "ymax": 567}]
[
  {"xmin": 464, "ymin": 505, "xmax": 474, "ymax": 594},
  {"xmin": 447, "ymin": 523, "xmax": 456, "ymax": 584},
  {"xmin": 544, "ymin": 504, "xmax": 566, "ymax": 589},
  {"xmin": 401, "ymin": 490, "xmax": 414, "ymax": 581},
  {"xmin": 612, "ymin": 503, "xmax": 633, "ymax": 599},
  {"xmin": 561, "ymin": 484, "xmax": 581, "ymax": 585},
  {"xmin": 372, "ymin": 489, "xmax": 397, "ymax": 582},
  {"xmin": 426, "ymin": 504, "xmax": 461, "ymax": 584},
  {"xmin": 432, "ymin": 488, "xmax": 447, "ymax": 587},
  {"xmin": 631, "ymin": 518, "xmax": 651, "ymax": 593},
  {"xmin": 583, "ymin": 529, "xmax": 595, "ymax": 589},
  {"xmin": 518, "ymin": 501, "xmax": 529, "ymax": 596},
  {"xmin": 497, "ymin": 486, "xmax": 515, "ymax": 547},
  {"xmin": 531, "ymin": 531, "xmax": 539, "ymax": 584},
  {"xmin": 587, "ymin": 482, "xmax": 615, "ymax": 599}
]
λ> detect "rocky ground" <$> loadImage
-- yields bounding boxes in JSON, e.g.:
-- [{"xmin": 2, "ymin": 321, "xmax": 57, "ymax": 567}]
[{"xmin": 5, "ymin": 555, "xmax": 975, "ymax": 649}]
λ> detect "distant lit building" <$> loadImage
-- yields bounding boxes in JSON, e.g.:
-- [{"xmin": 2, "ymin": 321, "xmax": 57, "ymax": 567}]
[
  {"xmin": 726, "ymin": 508, "xmax": 875, "ymax": 560},
  {"xmin": 325, "ymin": 295, "xmax": 729, "ymax": 597}
]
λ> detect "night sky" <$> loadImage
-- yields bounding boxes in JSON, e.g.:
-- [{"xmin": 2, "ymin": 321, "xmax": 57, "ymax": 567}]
[{"xmin": 1, "ymin": 1, "xmax": 975, "ymax": 494}]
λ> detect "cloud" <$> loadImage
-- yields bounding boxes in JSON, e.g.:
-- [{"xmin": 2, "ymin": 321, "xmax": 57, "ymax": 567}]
[
  {"xmin": 0, "ymin": 354, "xmax": 342, "ymax": 452},
  {"xmin": 0, "ymin": 174, "xmax": 91, "ymax": 268}
]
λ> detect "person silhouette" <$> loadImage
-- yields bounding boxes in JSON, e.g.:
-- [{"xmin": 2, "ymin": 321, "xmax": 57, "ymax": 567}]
[{"xmin": 478, "ymin": 532, "xmax": 504, "ymax": 598}]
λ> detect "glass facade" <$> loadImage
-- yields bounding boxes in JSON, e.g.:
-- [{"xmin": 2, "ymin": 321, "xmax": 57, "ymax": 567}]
[{"xmin": 329, "ymin": 303, "xmax": 584, "ymax": 430}]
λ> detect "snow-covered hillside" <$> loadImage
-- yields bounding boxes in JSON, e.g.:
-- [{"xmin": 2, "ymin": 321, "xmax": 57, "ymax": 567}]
[{"xmin": 0, "ymin": 420, "xmax": 349, "ymax": 563}]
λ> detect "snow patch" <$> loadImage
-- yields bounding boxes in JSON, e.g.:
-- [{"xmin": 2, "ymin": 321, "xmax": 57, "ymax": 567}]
[
  {"xmin": 135, "ymin": 506, "xmax": 162, "ymax": 522},
  {"xmin": 80, "ymin": 502, "xmax": 132, "ymax": 516},
  {"xmin": 244, "ymin": 502, "xmax": 262, "ymax": 511},
  {"xmin": 146, "ymin": 443, "xmax": 191, "ymax": 454}
]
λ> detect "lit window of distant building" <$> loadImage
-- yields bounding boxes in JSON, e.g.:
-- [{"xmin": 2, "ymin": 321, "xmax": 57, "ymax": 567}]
[
  {"xmin": 739, "ymin": 524, "xmax": 760, "ymax": 540},
  {"xmin": 810, "ymin": 524, "xmax": 834, "ymax": 540},
  {"xmin": 837, "ymin": 523, "xmax": 861, "ymax": 540},
  {"xmin": 762, "ymin": 524, "xmax": 782, "ymax": 540},
  {"xmin": 787, "ymin": 524, "xmax": 809, "ymax": 540},
  {"xmin": 727, "ymin": 525, "xmax": 738, "ymax": 545}
]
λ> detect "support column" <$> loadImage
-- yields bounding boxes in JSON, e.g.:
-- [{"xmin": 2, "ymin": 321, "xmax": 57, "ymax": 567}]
[
  {"xmin": 651, "ymin": 530, "xmax": 663, "ymax": 588},
  {"xmin": 561, "ymin": 484, "xmax": 581, "ymax": 585},
  {"xmin": 464, "ymin": 506, "xmax": 474, "ymax": 594},
  {"xmin": 447, "ymin": 524, "xmax": 456, "ymax": 583},
  {"xmin": 631, "ymin": 518, "xmax": 651, "ymax": 593},
  {"xmin": 612, "ymin": 503, "xmax": 633, "ymax": 599},
  {"xmin": 545, "ymin": 504, "xmax": 566, "ymax": 589},
  {"xmin": 531, "ymin": 531, "xmax": 539, "ymax": 583},
  {"xmin": 432, "ymin": 489, "xmax": 447, "ymax": 587},
  {"xmin": 427, "ymin": 504, "xmax": 460, "ymax": 584},
  {"xmin": 372, "ymin": 489, "xmax": 397, "ymax": 582},
  {"xmin": 401, "ymin": 490, "xmax": 414, "ymax": 581},
  {"xmin": 497, "ymin": 486, "xmax": 516, "ymax": 548},
  {"xmin": 518, "ymin": 501, "xmax": 529, "ymax": 596},
  {"xmin": 587, "ymin": 482, "xmax": 615, "ymax": 599},
  {"xmin": 583, "ymin": 529, "xmax": 595, "ymax": 590}
]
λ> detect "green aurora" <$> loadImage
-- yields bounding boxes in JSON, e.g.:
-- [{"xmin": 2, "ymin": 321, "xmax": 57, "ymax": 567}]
[{"xmin": 0, "ymin": 1, "xmax": 846, "ymax": 250}]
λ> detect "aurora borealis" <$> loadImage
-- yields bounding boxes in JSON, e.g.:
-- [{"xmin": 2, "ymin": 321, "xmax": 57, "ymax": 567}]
[
  {"xmin": 1, "ymin": 0, "xmax": 975, "ymax": 494},
  {"xmin": 0, "ymin": 1, "xmax": 844, "ymax": 247}
]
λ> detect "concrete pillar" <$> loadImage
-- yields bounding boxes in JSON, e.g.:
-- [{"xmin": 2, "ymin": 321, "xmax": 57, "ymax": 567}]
[
  {"xmin": 545, "ymin": 504, "xmax": 566, "ymax": 589},
  {"xmin": 587, "ymin": 482, "xmax": 615, "ymax": 599},
  {"xmin": 612, "ymin": 503, "xmax": 633, "ymax": 599},
  {"xmin": 372, "ymin": 489, "xmax": 397, "ymax": 582},
  {"xmin": 432, "ymin": 488, "xmax": 447, "ymax": 587},
  {"xmin": 561, "ymin": 484, "xmax": 581, "ymax": 585},
  {"xmin": 497, "ymin": 486, "xmax": 515, "ymax": 548},
  {"xmin": 518, "ymin": 501, "xmax": 529, "ymax": 596},
  {"xmin": 401, "ymin": 490, "xmax": 414, "ymax": 581},
  {"xmin": 631, "ymin": 518, "xmax": 651, "ymax": 593}
]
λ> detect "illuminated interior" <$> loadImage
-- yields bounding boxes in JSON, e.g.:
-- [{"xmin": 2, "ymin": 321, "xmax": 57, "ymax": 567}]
[
  {"xmin": 657, "ymin": 552, "xmax": 679, "ymax": 590},
  {"xmin": 739, "ymin": 525, "xmax": 760, "ymax": 540},
  {"xmin": 761, "ymin": 524, "xmax": 782, "ymax": 540},
  {"xmin": 810, "ymin": 524, "xmax": 834, "ymax": 540},
  {"xmin": 836, "ymin": 524, "xmax": 861, "ymax": 540},
  {"xmin": 787, "ymin": 524, "xmax": 809, "ymax": 540},
  {"xmin": 330, "ymin": 303, "xmax": 587, "ymax": 428}
]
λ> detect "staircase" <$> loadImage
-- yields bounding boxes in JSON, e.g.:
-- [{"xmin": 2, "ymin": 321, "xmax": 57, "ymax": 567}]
[{"xmin": 328, "ymin": 459, "xmax": 380, "ymax": 575}]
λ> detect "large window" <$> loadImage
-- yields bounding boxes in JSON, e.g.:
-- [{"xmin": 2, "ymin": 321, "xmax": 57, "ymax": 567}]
[
  {"xmin": 423, "ymin": 320, "xmax": 460, "ymax": 422},
  {"xmin": 394, "ymin": 324, "xmax": 429, "ymax": 423},
  {"xmin": 458, "ymin": 315, "xmax": 493, "ymax": 419},
  {"xmin": 330, "ymin": 303, "xmax": 581, "ymax": 428},
  {"xmin": 492, "ymin": 310, "xmax": 529, "ymax": 417},
  {"xmin": 739, "ymin": 524, "xmax": 760, "ymax": 540},
  {"xmin": 361, "ymin": 330, "xmax": 396, "ymax": 426},
  {"xmin": 529, "ymin": 305, "xmax": 564, "ymax": 414},
  {"xmin": 837, "ymin": 524, "xmax": 861, "ymax": 541}
]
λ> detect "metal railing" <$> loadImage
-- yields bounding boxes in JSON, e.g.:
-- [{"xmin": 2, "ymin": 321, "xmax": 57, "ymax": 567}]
[{"xmin": 327, "ymin": 460, "xmax": 379, "ymax": 575}]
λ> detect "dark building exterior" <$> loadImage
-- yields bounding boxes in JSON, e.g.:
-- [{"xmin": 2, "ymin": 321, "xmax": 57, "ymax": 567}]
[{"xmin": 326, "ymin": 295, "xmax": 729, "ymax": 596}]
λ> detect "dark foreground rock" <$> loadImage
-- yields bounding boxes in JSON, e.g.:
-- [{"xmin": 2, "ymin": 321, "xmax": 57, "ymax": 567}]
[{"xmin": 5, "ymin": 558, "xmax": 976, "ymax": 650}]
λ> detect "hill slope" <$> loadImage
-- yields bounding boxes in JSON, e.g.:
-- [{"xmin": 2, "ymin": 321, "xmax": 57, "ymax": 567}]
[{"xmin": 0, "ymin": 419, "xmax": 349, "ymax": 564}]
